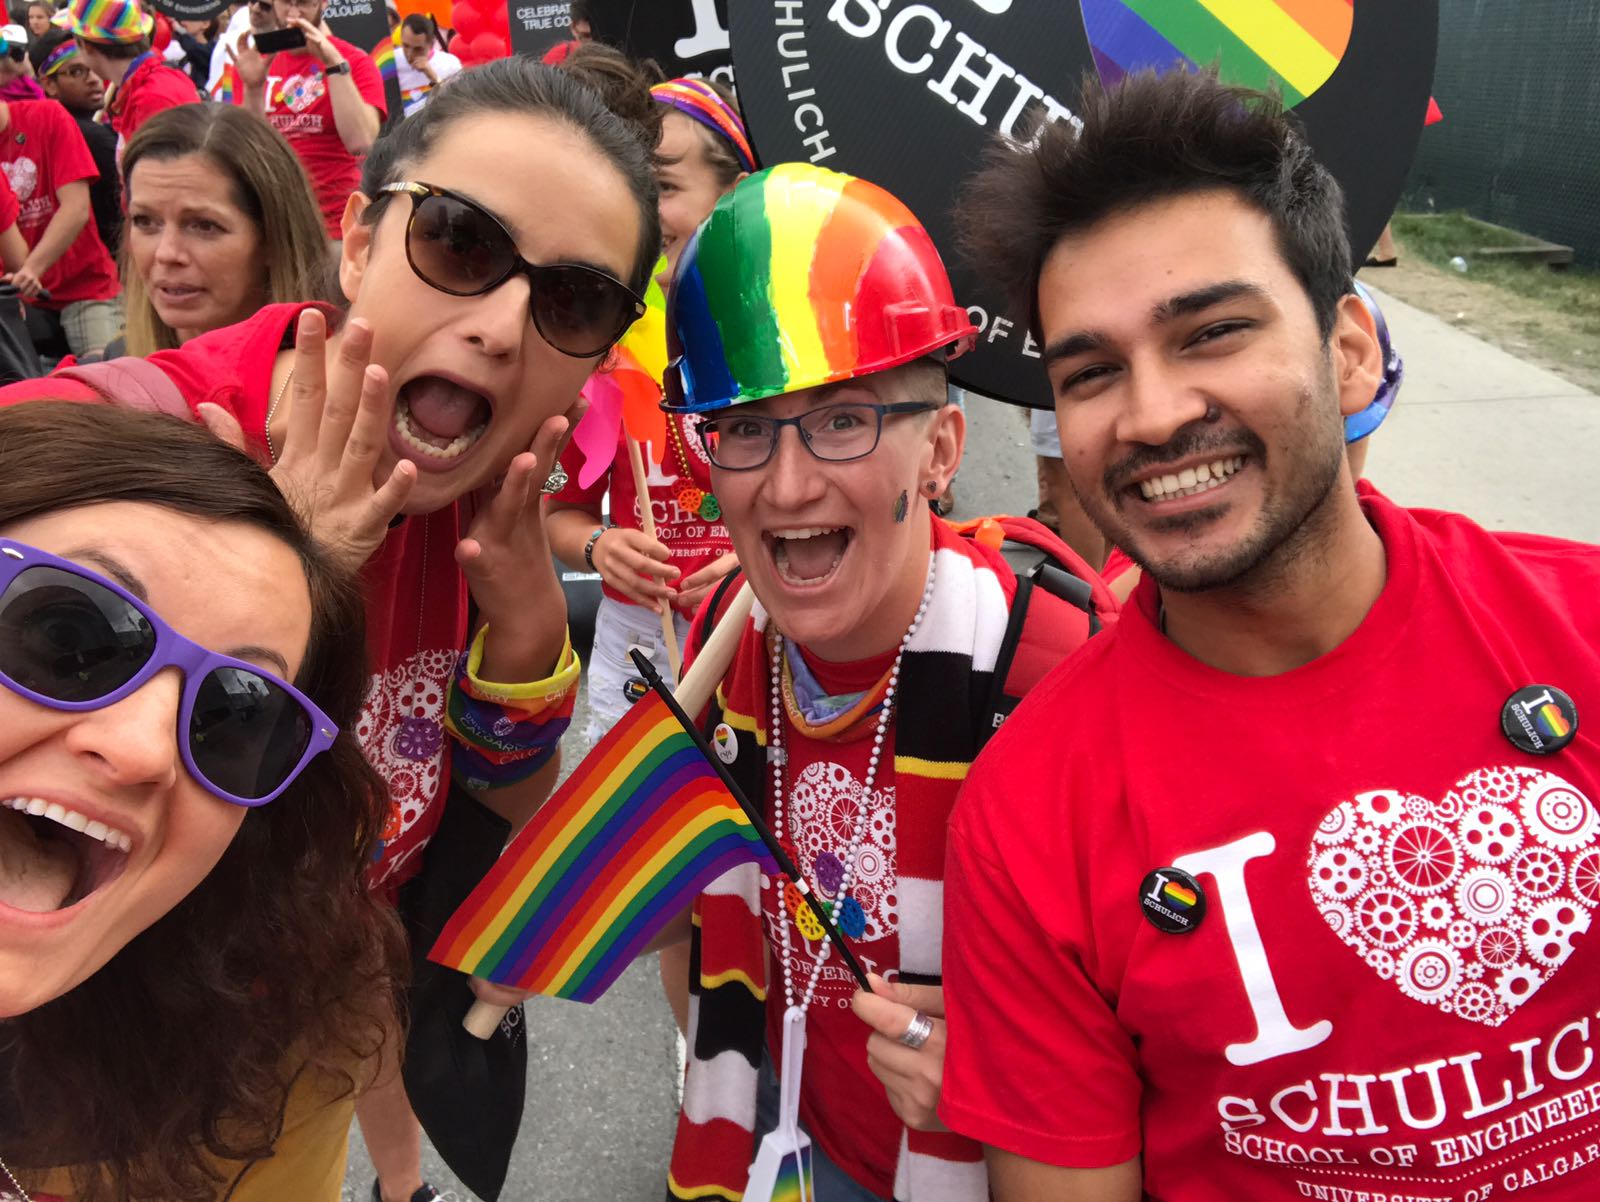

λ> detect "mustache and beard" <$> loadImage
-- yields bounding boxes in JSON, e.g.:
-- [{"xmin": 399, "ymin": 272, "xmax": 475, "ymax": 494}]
[{"xmin": 1069, "ymin": 375, "xmax": 1347, "ymax": 596}]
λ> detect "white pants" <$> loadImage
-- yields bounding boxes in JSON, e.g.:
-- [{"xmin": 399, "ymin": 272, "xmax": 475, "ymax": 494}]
[{"xmin": 583, "ymin": 594, "xmax": 691, "ymax": 744}]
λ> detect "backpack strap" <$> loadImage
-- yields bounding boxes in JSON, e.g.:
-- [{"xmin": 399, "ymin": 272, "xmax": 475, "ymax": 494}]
[
  {"xmin": 54, "ymin": 358, "xmax": 193, "ymax": 420},
  {"xmin": 978, "ymin": 545, "xmax": 1104, "ymax": 750},
  {"xmin": 693, "ymin": 566, "xmax": 746, "ymax": 659}
]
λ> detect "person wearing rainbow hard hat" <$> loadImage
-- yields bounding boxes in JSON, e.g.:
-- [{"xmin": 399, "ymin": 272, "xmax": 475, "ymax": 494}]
[
  {"xmin": 65, "ymin": 0, "xmax": 198, "ymax": 153},
  {"xmin": 656, "ymin": 162, "xmax": 1116, "ymax": 1202}
]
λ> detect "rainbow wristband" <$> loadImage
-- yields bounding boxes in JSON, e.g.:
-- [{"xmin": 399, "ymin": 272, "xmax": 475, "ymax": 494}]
[
  {"xmin": 444, "ymin": 625, "xmax": 579, "ymax": 789},
  {"xmin": 457, "ymin": 623, "xmax": 580, "ymax": 709}
]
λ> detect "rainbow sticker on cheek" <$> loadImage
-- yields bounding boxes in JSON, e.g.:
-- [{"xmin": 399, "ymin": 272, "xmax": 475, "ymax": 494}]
[
  {"xmin": 894, "ymin": 489, "xmax": 908, "ymax": 523},
  {"xmin": 1081, "ymin": 0, "xmax": 1356, "ymax": 107}
]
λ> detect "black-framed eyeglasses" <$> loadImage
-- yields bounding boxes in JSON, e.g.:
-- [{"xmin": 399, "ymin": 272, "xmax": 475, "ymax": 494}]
[
  {"xmin": 379, "ymin": 181, "xmax": 646, "ymax": 359},
  {"xmin": 5, "ymin": 48, "xmax": 24, "ymax": 64},
  {"xmin": 696, "ymin": 401, "xmax": 938, "ymax": 471}
]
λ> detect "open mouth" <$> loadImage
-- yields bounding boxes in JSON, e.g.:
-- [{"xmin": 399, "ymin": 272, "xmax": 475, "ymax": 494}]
[
  {"xmin": 394, "ymin": 375, "xmax": 491, "ymax": 462},
  {"xmin": 768, "ymin": 526, "xmax": 853, "ymax": 587},
  {"xmin": 153, "ymin": 284, "xmax": 203, "ymax": 303},
  {"xmin": 0, "ymin": 798, "xmax": 132, "ymax": 915},
  {"xmin": 1137, "ymin": 455, "xmax": 1247, "ymax": 503}
]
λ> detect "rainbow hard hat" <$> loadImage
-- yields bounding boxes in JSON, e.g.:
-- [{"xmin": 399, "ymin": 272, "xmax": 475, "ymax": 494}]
[
  {"xmin": 1344, "ymin": 280, "xmax": 1404, "ymax": 444},
  {"xmin": 64, "ymin": 0, "xmax": 155, "ymax": 44},
  {"xmin": 663, "ymin": 163, "xmax": 977, "ymax": 413}
]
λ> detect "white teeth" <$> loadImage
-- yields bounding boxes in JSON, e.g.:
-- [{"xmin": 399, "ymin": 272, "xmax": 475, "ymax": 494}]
[
  {"xmin": 771, "ymin": 526, "xmax": 844, "ymax": 540},
  {"xmin": 3, "ymin": 797, "xmax": 133, "ymax": 854},
  {"xmin": 1139, "ymin": 456, "xmax": 1245, "ymax": 501},
  {"xmin": 394, "ymin": 396, "xmax": 488, "ymax": 460}
]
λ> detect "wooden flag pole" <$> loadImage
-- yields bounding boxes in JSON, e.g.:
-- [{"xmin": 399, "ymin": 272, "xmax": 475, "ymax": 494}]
[
  {"xmin": 626, "ymin": 435, "xmax": 682, "ymax": 681},
  {"xmin": 462, "ymin": 583, "xmax": 754, "ymax": 1039}
]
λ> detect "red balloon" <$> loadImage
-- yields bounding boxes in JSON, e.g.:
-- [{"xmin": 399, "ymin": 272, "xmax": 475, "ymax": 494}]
[
  {"xmin": 482, "ymin": 0, "xmax": 510, "ymax": 40},
  {"xmin": 451, "ymin": 0, "xmax": 486, "ymax": 42},
  {"xmin": 468, "ymin": 31, "xmax": 507, "ymax": 62}
]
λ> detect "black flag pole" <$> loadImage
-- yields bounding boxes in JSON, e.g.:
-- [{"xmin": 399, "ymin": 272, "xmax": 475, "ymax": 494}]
[{"xmin": 630, "ymin": 648, "xmax": 871, "ymax": 991}]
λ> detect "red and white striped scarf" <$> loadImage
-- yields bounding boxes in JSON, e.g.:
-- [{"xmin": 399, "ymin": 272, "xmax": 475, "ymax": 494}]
[{"xmin": 668, "ymin": 522, "xmax": 1014, "ymax": 1201}]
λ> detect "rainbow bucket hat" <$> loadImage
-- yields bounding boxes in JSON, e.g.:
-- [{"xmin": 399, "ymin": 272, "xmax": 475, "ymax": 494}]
[
  {"xmin": 64, "ymin": 0, "xmax": 155, "ymax": 44},
  {"xmin": 663, "ymin": 163, "xmax": 977, "ymax": 413}
]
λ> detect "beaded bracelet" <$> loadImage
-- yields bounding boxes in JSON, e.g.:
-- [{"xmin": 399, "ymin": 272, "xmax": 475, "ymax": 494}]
[{"xmin": 583, "ymin": 525, "xmax": 608, "ymax": 572}]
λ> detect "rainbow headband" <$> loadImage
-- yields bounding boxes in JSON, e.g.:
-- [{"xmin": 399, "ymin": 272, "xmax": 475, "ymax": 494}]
[
  {"xmin": 41, "ymin": 41, "xmax": 79, "ymax": 77},
  {"xmin": 651, "ymin": 78, "xmax": 756, "ymax": 174}
]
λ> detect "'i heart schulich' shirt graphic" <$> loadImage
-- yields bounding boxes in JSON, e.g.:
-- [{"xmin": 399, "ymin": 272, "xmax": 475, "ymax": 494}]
[{"xmin": 941, "ymin": 490, "xmax": 1600, "ymax": 1200}]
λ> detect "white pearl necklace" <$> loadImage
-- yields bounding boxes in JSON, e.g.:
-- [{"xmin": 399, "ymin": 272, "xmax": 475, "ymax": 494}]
[
  {"xmin": 0, "ymin": 1153, "xmax": 31, "ymax": 1202},
  {"xmin": 770, "ymin": 552, "xmax": 936, "ymax": 1011}
]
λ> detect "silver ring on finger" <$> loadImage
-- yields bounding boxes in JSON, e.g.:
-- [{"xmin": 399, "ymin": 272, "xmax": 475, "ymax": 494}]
[
  {"xmin": 540, "ymin": 463, "xmax": 569, "ymax": 495},
  {"xmin": 898, "ymin": 1010, "xmax": 934, "ymax": 1051}
]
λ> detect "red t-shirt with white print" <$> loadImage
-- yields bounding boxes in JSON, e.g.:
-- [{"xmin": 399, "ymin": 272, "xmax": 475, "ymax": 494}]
[
  {"xmin": 0, "ymin": 101, "xmax": 119, "ymax": 309},
  {"xmin": 233, "ymin": 38, "xmax": 386, "ymax": 237},
  {"xmin": 552, "ymin": 413, "xmax": 732, "ymax": 605},
  {"xmin": 942, "ymin": 489, "xmax": 1600, "ymax": 1200}
]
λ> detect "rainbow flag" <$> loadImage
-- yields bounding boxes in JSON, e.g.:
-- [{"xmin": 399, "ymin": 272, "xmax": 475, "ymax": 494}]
[
  {"xmin": 1081, "ymin": 0, "xmax": 1355, "ymax": 107},
  {"xmin": 212, "ymin": 62, "xmax": 236, "ymax": 103},
  {"xmin": 431, "ymin": 689, "xmax": 775, "ymax": 1002},
  {"xmin": 372, "ymin": 29, "xmax": 398, "ymax": 84}
]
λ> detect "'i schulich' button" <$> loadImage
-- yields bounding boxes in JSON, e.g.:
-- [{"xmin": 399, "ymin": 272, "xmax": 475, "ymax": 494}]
[
  {"xmin": 1501, "ymin": 685, "xmax": 1578, "ymax": 756},
  {"xmin": 1139, "ymin": 867, "xmax": 1206, "ymax": 934}
]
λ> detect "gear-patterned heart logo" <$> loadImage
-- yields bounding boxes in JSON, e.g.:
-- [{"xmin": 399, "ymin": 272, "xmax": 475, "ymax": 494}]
[{"xmin": 1308, "ymin": 767, "xmax": 1598, "ymax": 1027}]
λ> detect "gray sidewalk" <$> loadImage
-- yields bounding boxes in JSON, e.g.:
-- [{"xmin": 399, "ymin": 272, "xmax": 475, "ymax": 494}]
[
  {"xmin": 345, "ymin": 291, "xmax": 1599, "ymax": 1202},
  {"xmin": 1359, "ymin": 285, "xmax": 1600, "ymax": 543}
]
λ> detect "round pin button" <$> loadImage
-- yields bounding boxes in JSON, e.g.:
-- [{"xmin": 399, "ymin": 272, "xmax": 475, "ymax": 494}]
[
  {"xmin": 1139, "ymin": 867, "xmax": 1206, "ymax": 935},
  {"xmin": 712, "ymin": 722, "xmax": 739, "ymax": 765},
  {"xmin": 1501, "ymin": 684, "xmax": 1578, "ymax": 756}
]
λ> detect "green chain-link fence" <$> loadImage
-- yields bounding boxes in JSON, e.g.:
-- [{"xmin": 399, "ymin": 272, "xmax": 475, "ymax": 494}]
[{"xmin": 1402, "ymin": 1, "xmax": 1600, "ymax": 266}]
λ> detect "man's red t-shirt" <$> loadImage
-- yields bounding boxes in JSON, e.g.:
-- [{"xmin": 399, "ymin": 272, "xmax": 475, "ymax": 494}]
[
  {"xmin": 0, "ymin": 101, "xmax": 119, "ymax": 309},
  {"xmin": 942, "ymin": 491, "xmax": 1600, "ymax": 1200},
  {"xmin": 552, "ymin": 414, "xmax": 732, "ymax": 605},
  {"xmin": 237, "ymin": 39, "xmax": 386, "ymax": 237},
  {"xmin": 110, "ymin": 54, "xmax": 199, "ymax": 151},
  {"xmin": 0, "ymin": 304, "xmax": 466, "ymax": 893}
]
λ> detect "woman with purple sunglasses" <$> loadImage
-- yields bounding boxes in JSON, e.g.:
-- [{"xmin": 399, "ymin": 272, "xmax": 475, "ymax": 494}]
[{"xmin": 0, "ymin": 403, "xmax": 406, "ymax": 1202}]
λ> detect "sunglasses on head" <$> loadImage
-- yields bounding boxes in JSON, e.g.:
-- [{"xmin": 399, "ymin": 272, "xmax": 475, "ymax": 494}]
[
  {"xmin": 0, "ymin": 540, "xmax": 338, "ymax": 807},
  {"xmin": 379, "ymin": 181, "xmax": 645, "ymax": 359}
]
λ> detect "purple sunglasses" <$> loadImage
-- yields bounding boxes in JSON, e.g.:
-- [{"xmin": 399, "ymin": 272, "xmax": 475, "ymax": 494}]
[{"xmin": 0, "ymin": 539, "xmax": 338, "ymax": 807}]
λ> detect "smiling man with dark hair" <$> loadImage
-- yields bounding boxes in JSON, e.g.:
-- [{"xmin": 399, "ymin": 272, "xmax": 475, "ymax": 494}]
[{"xmin": 940, "ymin": 68, "xmax": 1600, "ymax": 1202}]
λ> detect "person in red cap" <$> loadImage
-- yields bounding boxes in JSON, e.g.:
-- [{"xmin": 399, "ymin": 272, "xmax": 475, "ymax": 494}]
[{"xmin": 66, "ymin": 0, "xmax": 199, "ymax": 154}]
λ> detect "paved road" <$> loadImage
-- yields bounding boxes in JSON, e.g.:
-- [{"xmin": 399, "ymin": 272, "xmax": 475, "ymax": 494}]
[{"xmin": 345, "ymin": 288, "xmax": 1599, "ymax": 1201}]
